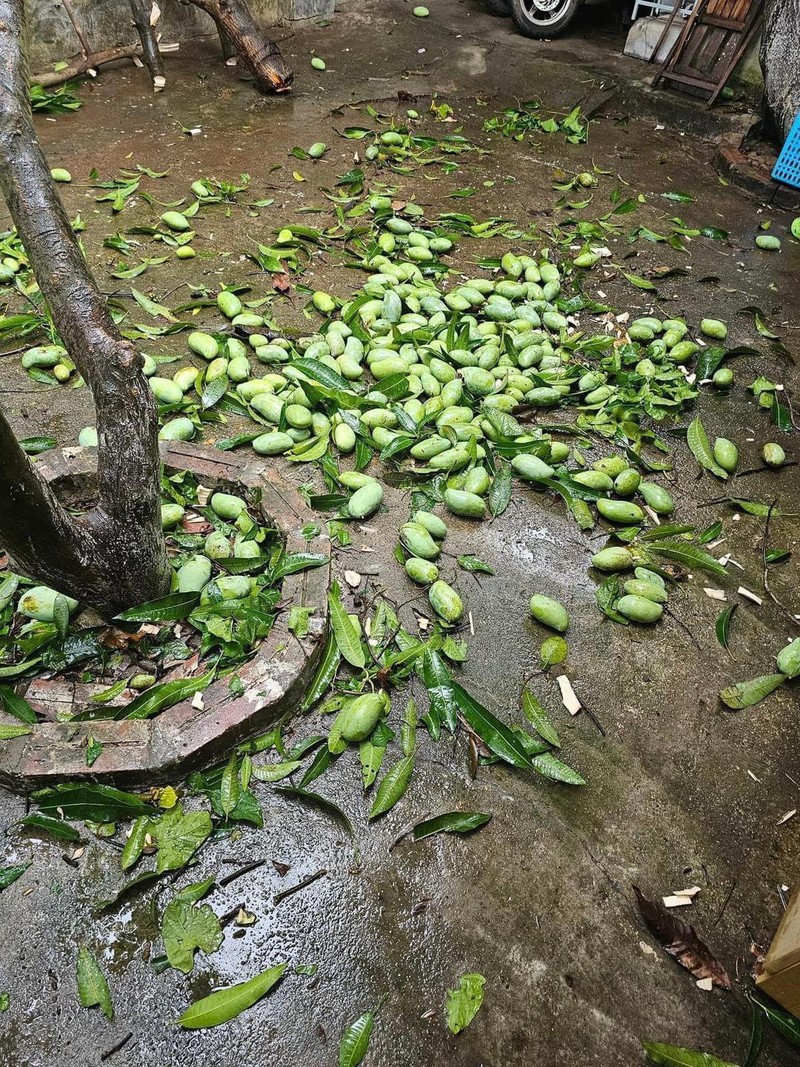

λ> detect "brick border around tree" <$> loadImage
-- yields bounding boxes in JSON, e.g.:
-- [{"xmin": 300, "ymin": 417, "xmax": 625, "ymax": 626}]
[{"xmin": 0, "ymin": 441, "xmax": 330, "ymax": 793}]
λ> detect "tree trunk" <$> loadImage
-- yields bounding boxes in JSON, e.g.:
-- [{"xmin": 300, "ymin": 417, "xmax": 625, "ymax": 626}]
[
  {"xmin": 128, "ymin": 0, "xmax": 166, "ymax": 90},
  {"xmin": 0, "ymin": 0, "xmax": 171, "ymax": 617},
  {"xmin": 760, "ymin": 0, "xmax": 800, "ymax": 144},
  {"xmin": 185, "ymin": 0, "xmax": 293, "ymax": 92}
]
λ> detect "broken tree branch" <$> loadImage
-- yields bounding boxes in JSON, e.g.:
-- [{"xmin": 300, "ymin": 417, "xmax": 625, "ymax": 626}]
[
  {"xmin": 184, "ymin": 0, "xmax": 292, "ymax": 92},
  {"xmin": 127, "ymin": 0, "xmax": 166, "ymax": 90},
  {"xmin": 30, "ymin": 44, "xmax": 144, "ymax": 87},
  {"xmin": 0, "ymin": 0, "xmax": 170, "ymax": 614}
]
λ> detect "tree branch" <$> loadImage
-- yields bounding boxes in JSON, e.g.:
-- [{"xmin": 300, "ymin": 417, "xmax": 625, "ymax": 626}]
[
  {"xmin": 0, "ymin": 0, "xmax": 170, "ymax": 614},
  {"xmin": 30, "ymin": 44, "xmax": 144, "ymax": 88},
  {"xmin": 128, "ymin": 0, "xmax": 166, "ymax": 90},
  {"xmin": 184, "ymin": 0, "xmax": 293, "ymax": 92}
]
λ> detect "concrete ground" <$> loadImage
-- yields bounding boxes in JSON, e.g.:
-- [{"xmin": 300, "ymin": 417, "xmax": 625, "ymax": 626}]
[{"xmin": 1, "ymin": 1, "xmax": 799, "ymax": 1065}]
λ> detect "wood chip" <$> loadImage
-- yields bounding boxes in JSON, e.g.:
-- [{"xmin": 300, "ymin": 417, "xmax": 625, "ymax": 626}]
[
  {"xmin": 777, "ymin": 809, "xmax": 797, "ymax": 826},
  {"xmin": 153, "ymin": 76, "xmax": 166, "ymax": 92},
  {"xmin": 748, "ymin": 770, "xmax": 761, "ymax": 782},
  {"xmin": 191, "ymin": 691, "xmax": 205, "ymax": 711},
  {"xmin": 703, "ymin": 588, "xmax": 726, "ymax": 601},
  {"xmin": 344, "ymin": 570, "xmax": 361, "ymax": 587},
  {"xmin": 468, "ymin": 611, "xmax": 475, "ymax": 636},
  {"xmin": 663, "ymin": 895, "xmax": 693, "ymax": 908},
  {"xmin": 557, "ymin": 675, "xmax": 581, "ymax": 716},
  {"xmin": 738, "ymin": 586, "xmax": 762, "ymax": 605},
  {"xmin": 673, "ymin": 885, "xmax": 702, "ymax": 899},
  {"xmin": 696, "ymin": 977, "xmax": 714, "ymax": 991}
]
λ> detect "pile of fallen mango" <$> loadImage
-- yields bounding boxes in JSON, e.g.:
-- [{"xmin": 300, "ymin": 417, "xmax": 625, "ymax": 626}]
[{"xmin": 2, "ymin": 192, "xmax": 799, "ymax": 750}]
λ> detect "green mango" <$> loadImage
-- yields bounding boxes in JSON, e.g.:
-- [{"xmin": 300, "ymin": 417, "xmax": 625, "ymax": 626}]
[
  {"xmin": 443, "ymin": 489, "xmax": 486, "ymax": 519},
  {"xmin": 623, "ymin": 579, "xmax": 667, "ymax": 604},
  {"xmin": 217, "ymin": 291, "xmax": 243, "ymax": 319},
  {"xmin": 400, "ymin": 522, "xmax": 440, "ymax": 560},
  {"xmin": 405, "ymin": 557, "xmax": 439, "ymax": 585},
  {"xmin": 596, "ymin": 499, "xmax": 645, "ymax": 525},
  {"xmin": 591, "ymin": 547, "xmax": 634, "ymax": 572},
  {"xmin": 211, "ymin": 492, "xmax": 247, "ymax": 520},
  {"xmin": 428, "ymin": 580, "xmax": 464, "ymax": 623},
  {"xmin": 176, "ymin": 555, "xmax": 212, "ymax": 593},
  {"xmin": 348, "ymin": 482, "xmax": 384, "ymax": 519},
  {"xmin": 412, "ymin": 511, "xmax": 448, "ymax": 539},
  {"xmin": 776, "ymin": 638, "xmax": 800, "ymax": 679},
  {"xmin": 512, "ymin": 454, "xmax": 554, "ymax": 483},
  {"xmin": 159, "ymin": 417, "xmax": 195, "ymax": 441},
  {"xmin": 529, "ymin": 594, "xmax": 569, "ymax": 633},
  {"xmin": 638, "ymin": 482, "xmax": 674, "ymax": 515},
  {"xmin": 18, "ymin": 586, "xmax": 79, "ymax": 622},
  {"xmin": 161, "ymin": 504, "xmax": 185, "ymax": 529},
  {"xmin": 617, "ymin": 594, "xmax": 663, "ymax": 624}
]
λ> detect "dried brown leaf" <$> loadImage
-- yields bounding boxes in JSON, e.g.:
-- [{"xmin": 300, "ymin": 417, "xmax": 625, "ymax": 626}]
[{"xmin": 634, "ymin": 885, "xmax": 731, "ymax": 989}]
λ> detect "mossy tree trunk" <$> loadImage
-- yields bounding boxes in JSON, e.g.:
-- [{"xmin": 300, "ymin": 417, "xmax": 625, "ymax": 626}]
[
  {"xmin": 760, "ymin": 0, "xmax": 800, "ymax": 143},
  {"xmin": 0, "ymin": 0, "xmax": 171, "ymax": 616}
]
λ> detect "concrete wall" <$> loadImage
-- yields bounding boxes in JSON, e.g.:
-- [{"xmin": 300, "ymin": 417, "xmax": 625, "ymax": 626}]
[{"xmin": 28, "ymin": 0, "xmax": 333, "ymax": 72}]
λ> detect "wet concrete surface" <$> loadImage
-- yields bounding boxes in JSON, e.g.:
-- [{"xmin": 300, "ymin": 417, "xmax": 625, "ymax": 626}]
[{"xmin": 1, "ymin": 0, "xmax": 799, "ymax": 1064}]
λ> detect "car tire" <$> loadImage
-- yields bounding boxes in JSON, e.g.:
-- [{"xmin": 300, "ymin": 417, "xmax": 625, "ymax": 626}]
[
  {"xmin": 485, "ymin": 0, "xmax": 512, "ymax": 14},
  {"xmin": 510, "ymin": 0, "xmax": 582, "ymax": 38}
]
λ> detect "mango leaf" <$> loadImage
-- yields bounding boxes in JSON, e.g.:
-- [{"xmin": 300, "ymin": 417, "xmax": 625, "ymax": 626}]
[
  {"xmin": 687, "ymin": 417, "xmax": 728, "ymax": 479},
  {"xmin": 488, "ymin": 461, "xmax": 512, "ymax": 516},
  {"xmin": 121, "ymin": 815, "xmax": 150, "ymax": 870},
  {"xmin": 339, "ymin": 1011, "xmax": 374, "ymax": 1067},
  {"xmin": 446, "ymin": 973, "xmax": 485, "ymax": 1035},
  {"xmin": 420, "ymin": 649, "xmax": 458, "ymax": 736},
  {"xmin": 251, "ymin": 760, "xmax": 302, "ymax": 783},
  {"xmin": 299, "ymin": 747, "xmax": 335, "ymax": 788},
  {"xmin": 220, "ymin": 753, "xmax": 240, "ymax": 817},
  {"xmin": 369, "ymin": 755, "xmax": 414, "ymax": 819},
  {"xmin": 754, "ymin": 995, "xmax": 800, "ymax": 1047},
  {"xmin": 115, "ymin": 592, "xmax": 199, "ymax": 622},
  {"xmin": 162, "ymin": 896, "xmax": 223, "ymax": 974},
  {"xmin": 116, "ymin": 668, "xmax": 215, "ymax": 720},
  {"xmin": 412, "ymin": 812, "xmax": 491, "ymax": 841},
  {"xmin": 76, "ymin": 947, "xmax": 114, "ymax": 1020},
  {"xmin": 531, "ymin": 752, "xmax": 585, "ymax": 785},
  {"xmin": 622, "ymin": 271, "xmax": 657, "ymax": 291},
  {"xmin": 452, "ymin": 682, "xmax": 531, "ymax": 769},
  {"xmin": 521, "ymin": 688, "xmax": 560, "ymax": 747},
  {"xmin": 271, "ymin": 552, "xmax": 327, "ymax": 580},
  {"xmin": 0, "ymin": 863, "xmax": 29, "ymax": 890},
  {"xmin": 539, "ymin": 636, "xmax": 568, "ymax": 668},
  {"xmin": 719, "ymin": 674, "xmax": 785, "ymax": 710},
  {"xmin": 33, "ymin": 783, "xmax": 153, "ymax": 823},
  {"xmin": 715, "ymin": 604, "xmax": 736, "ymax": 651},
  {"xmin": 179, "ymin": 963, "xmax": 286, "ymax": 1029},
  {"xmin": 0, "ymin": 685, "xmax": 38, "ymax": 724},
  {"xmin": 301, "ymin": 635, "xmax": 340, "ymax": 711},
  {"xmin": 0, "ymin": 724, "xmax": 32, "ymax": 740},
  {"xmin": 20, "ymin": 813, "xmax": 82, "ymax": 842},
  {"xmin": 359, "ymin": 738, "xmax": 387, "ymax": 790},
  {"xmin": 328, "ymin": 583, "xmax": 365, "ymax": 669},
  {"xmin": 151, "ymin": 804, "xmax": 212, "ymax": 873},
  {"xmin": 274, "ymin": 785, "xmax": 354, "ymax": 841},
  {"xmin": 457, "ymin": 555, "xmax": 495, "ymax": 575},
  {"xmin": 645, "ymin": 541, "xmax": 728, "ymax": 578},
  {"xmin": 643, "ymin": 1044, "xmax": 739, "ymax": 1067},
  {"xmin": 744, "ymin": 996, "xmax": 763, "ymax": 1067}
]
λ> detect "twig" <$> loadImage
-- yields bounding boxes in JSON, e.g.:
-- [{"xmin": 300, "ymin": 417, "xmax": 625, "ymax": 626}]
[
  {"xmin": 101, "ymin": 1033, "xmax": 133, "ymax": 1062},
  {"xmin": 61, "ymin": 0, "xmax": 92, "ymax": 58},
  {"xmin": 713, "ymin": 879, "xmax": 737, "ymax": 926},
  {"xmin": 273, "ymin": 868, "xmax": 326, "ymax": 905},
  {"xmin": 216, "ymin": 858, "xmax": 265, "ymax": 888}
]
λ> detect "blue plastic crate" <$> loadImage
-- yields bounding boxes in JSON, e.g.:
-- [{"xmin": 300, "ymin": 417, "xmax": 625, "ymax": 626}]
[{"xmin": 773, "ymin": 113, "xmax": 800, "ymax": 190}]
